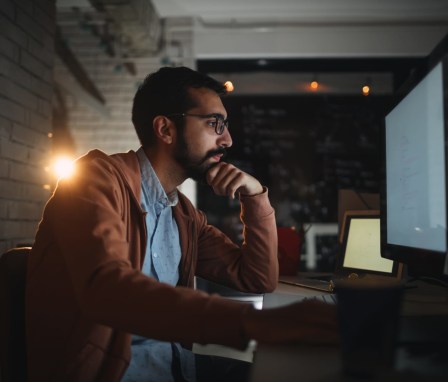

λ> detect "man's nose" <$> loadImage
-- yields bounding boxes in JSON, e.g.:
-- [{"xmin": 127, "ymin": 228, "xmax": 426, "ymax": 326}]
[{"xmin": 218, "ymin": 127, "xmax": 232, "ymax": 148}]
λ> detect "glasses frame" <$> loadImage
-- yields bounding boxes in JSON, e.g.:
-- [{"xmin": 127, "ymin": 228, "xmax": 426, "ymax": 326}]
[{"xmin": 168, "ymin": 113, "xmax": 229, "ymax": 135}]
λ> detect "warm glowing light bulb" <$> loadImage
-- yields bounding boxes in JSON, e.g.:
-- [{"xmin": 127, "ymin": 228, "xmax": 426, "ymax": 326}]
[
  {"xmin": 310, "ymin": 81, "xmax": 319, "ymax": 90},
  {"xmin": 224, "ymin": 81, "xmax": 234, "ymax": 92},
  {"xmin": 362, "ymin": 85, "xmax": 370, "ymax": 96},
  {"xmin": 54, "ymin": 156, "xmax": 75, "ymax": 179}
]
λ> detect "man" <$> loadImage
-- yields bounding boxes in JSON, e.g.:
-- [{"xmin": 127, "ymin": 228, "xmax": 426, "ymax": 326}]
[{"xmin": 26, "ymin": 67, "xmax": 336, "ymax": 382}]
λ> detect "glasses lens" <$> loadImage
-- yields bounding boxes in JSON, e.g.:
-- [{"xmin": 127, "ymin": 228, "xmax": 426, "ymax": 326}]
[{"xmin": 216, "ymin": 116, "xmax": 227, "ymax": 135}]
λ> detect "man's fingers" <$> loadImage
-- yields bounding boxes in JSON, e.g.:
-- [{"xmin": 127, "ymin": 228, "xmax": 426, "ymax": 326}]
[
  {"xmin": 206, "ymin": 162, "xmax": 263, "ymax": 198},
  {"xmin": 207, "ymin": 163, "xmax": 244, "ymax": 198}
]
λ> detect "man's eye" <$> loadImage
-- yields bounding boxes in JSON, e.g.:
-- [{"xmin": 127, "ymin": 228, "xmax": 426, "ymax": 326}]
[{"xmin": 207, "ymin": 120, "xmax": 217, "ymax": 127}]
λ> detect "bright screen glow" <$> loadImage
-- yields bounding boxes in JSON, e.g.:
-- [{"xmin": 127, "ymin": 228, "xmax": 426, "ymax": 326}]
[
  {"xmin": 385, "ymin": 62, "xmax": 446, "ymax": 252},
  {"xmin": 343, "ymin": 218, "xmax": 394, "ymax": 273}
]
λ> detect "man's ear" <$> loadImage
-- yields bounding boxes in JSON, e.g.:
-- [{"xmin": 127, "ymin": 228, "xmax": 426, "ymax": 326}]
[{"xmin": 153, "ymin": 116, "xmax": 175, "ymax": 145}]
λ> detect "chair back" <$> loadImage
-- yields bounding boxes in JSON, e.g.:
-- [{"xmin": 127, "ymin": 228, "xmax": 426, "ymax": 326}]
[{"xmin": 0, "ymin": 247, "xmax": 31, "ymax": 382}]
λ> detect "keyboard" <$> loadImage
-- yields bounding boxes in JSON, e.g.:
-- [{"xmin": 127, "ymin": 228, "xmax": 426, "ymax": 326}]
[{"xmin": 303, "ymin": 294, "xmax": 338, "ymax": 305}]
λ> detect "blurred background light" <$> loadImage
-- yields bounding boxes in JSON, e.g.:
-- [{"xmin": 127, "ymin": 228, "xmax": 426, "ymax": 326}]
[{"xmin": 53, "ymin": 156, "xmax": 75, "ymax": 179}]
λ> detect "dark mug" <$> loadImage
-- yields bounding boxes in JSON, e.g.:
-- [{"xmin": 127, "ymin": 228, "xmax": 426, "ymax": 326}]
[{"xmin": 335, "ymin": 278, "xmax": 404, "ymax": 378}]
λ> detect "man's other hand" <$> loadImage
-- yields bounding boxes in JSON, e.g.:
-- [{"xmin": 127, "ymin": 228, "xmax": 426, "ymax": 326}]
[{"xmin": 243, "ymin": 300, "xmax": 339, "ymax": 345}]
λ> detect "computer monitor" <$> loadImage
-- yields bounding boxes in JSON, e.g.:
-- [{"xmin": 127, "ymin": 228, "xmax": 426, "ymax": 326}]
[{"xmin": 381, "ymin": 34, "xmax": 448, "ymax": 278}]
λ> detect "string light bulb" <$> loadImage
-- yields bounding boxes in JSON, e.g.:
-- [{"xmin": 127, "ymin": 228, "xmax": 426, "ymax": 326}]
[
  {"xmin": 224, "ymin": 80, "xmax": 234, "ymax": 92},
  {"xmin": 310, "ymin": 80, "xmax": 319, "ymax": 90},
  {"xmin": 362, "ymin": 85, "xmax": 370, "ymax": 96},
  {"xmin": 362, "ymin": 77, "xmax": 372, "ymax": 96}
]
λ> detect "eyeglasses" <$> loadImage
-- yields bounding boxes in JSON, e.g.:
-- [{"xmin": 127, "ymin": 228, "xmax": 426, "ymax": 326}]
[{"xmin": 168, "ymin": 113, "xmax": 229, "ymax": 135}]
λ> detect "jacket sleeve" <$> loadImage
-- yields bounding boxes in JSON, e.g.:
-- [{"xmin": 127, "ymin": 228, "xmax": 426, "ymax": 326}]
[{"xmin": 194, "ymin": 189, "xmax": 279, "ymax": 293}]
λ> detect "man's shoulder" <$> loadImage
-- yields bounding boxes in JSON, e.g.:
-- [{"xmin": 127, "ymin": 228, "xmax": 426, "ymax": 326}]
[
  {"xmin": 74, "ymin": 149, "xmax": 141, "ymax": 195},
  {"xmin": 76, "ymin": 150, "xmax": 138, "ymax": 175},
  {"xmin": 78, "ymin": 149, "xmax": 137, "ymax": 165}
]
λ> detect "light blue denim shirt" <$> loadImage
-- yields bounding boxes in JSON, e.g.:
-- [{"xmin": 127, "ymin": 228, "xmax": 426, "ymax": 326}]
[{"xmin": 121, "ymin": 147, "xmax": 196, "ymax": 382}]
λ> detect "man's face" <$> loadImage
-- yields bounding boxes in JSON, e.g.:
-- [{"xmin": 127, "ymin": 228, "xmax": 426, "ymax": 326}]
[{"xmin": 173, "ymin": 87, "xmax": 232, "ymax": 183}]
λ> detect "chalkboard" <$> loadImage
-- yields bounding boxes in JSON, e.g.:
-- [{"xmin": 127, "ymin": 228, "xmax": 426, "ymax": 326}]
[{"xmin": 197, "ymin": 94, "xmax": 391, "ymax": 268}]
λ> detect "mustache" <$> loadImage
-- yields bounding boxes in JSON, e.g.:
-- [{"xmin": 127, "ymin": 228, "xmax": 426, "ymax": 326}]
[{"xmin": 204, "ymin": 147, "xmax": 228, "ymax": 161}]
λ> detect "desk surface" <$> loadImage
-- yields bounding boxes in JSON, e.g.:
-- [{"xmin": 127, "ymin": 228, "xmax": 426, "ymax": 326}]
[{"xmin": 249, "ymin": 280, "xmax": 448, "ymax": 382}]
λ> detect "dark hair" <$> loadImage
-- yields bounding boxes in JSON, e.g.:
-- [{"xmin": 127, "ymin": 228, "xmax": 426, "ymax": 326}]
[{"xmin": 132, "ymin": 66, "xmax": 227, "ymax": 147}]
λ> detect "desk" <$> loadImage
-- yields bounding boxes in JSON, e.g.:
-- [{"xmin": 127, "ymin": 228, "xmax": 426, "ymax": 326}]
[{"xmin": 250, "ymin": 280, "xmax": 448, "ymax": 382}]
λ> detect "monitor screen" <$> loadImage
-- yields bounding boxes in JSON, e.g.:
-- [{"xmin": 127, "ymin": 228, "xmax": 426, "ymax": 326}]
[
  {"xmin": 340, "ymin": 211, "xmax": 402, "ymax": 278},
  {"xmin": 344, "ymin": 217, "xmax": 393, "ymax": 274},
  {"xmin": 381, "ymin": 35, "xmax": 448, "ymax": 277}
]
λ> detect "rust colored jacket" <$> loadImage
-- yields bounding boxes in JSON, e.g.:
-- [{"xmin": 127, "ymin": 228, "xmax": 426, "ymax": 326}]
[{"xmin": 26, "ymin": 150, "xmax": 278, "ymax": 382}]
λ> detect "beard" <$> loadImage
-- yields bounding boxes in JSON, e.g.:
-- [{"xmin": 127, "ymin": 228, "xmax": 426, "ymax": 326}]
[{"xmin": 174, "ymin": 132, "xmax": 227, "ymax": 184}]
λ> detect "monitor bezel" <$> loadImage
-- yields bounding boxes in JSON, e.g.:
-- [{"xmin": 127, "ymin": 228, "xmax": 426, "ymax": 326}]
[{"xmin": 380, "ymin": 37, "xmax": 448, "ymax": 278}]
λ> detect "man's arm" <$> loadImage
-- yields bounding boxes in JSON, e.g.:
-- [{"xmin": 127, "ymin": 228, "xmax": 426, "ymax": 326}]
[{"xmin": 195, "ymin": 162, "xmax": 279, "ymax": 293}]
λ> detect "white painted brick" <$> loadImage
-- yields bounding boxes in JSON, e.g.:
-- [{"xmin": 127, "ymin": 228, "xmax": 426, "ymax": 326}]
[
  {"xmin": 35, "ymin": 0, "xmax": 56, "ymax": 18},
  {"xmin": 27, "ymin": 111, "xmax": 51, "ymax": 133},
  {"xmin": 0, "ymin": 76, "xmax": 38, "ymax": 111},
  {"xmin": 0, "ymin": 239, "xmax": 15, "ymax": 254},
  {"xmin": 17, "ymin": 9, "xmax": 45, "ymax": 43},
  {"xmin": 36, "ymin": 98, "xmax": 52, "ymax": 118},
  {"xmin": 0, "ymin": 35, "xmax": 20, "ymax": 62},
  {"xmin": 18, "ymin": 220, "xmax": 40, "ymax": 241},
  {"xmin": 15, "ymin": 0, "xmax": 33, "ymax": 15},
  {"xmin": 0, "ymin": 137, "xmax": 28, "ymax": 162},
  {"xmin": 12, "ymin": 123, "xmax": 48, "ymax": 147},
  {"xmin": 0, "ymin": 97, "xmax": 25, "ymax": 124},
  {"xmin": 20, "ymin": 50, "xmax": 48, "ymax": 79},
  {"xmin": 0, "ymin": 201, "xmax": 8, "ymax": 219},
  {"xmin": 33, "ymin": 3, "xmax": 55, "ymax": 35},
  {"xmin": 0, "ymin": 220, "xmax": 27, "ymax": 238},
  {"xmin": 28, "ymin": 146, "xmax": 50, "ymax": 166},
  {"xmin": 41, "ymin": 28, "xmax": 54, "ymax": 52},
  {"xmin": 27, "ymin": 76, "xmax": 52, "ymax": 100},
  {"xmin": 0, "ymin": 0, "xmax": 15, "ymax": 21},
  {"xmin": 0, "ymin": 116, "xmax": 13, "ymax": 138},
  {"xmin": 0, "ymin": 13, "xmax": 28, "ymax": 49},
  {"xmin": 27, "ymin": 37, "xmax": 54, "ymax": 67},
  {"xmin": 8, "ymin": 200, "xmax": 43, "ymax": 220},
  {"xmin": 0, "ymin": 179, "xmax": 49, "ymax": 201},
  {"xmin": 1, "ymin": 0, "xmax": 55, "ymax": 248},
  {"xmin": 0, "ymin": 56, "xmax": 36, "ymax": 94},
  {"xmin": 0, "ymin": 158, "xmax": 9, "ymax": 178}
]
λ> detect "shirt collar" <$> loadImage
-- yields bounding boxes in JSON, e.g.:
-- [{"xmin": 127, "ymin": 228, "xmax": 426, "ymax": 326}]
[{"xmin": 136, "ymin": 147, "xmax": 178, "ymax": 207}]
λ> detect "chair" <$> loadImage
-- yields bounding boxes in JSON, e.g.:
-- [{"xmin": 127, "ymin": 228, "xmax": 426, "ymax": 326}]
[{"xmin": 0, "ymin": 247, "xmax": 31, "ymax": 382}]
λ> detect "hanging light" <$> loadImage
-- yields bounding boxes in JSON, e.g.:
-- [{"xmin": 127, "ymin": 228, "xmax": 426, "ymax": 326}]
[
  {"xmin": 224, "ymin": 80, "xmax": 234, "ymax": 92},
  {"xmin": 309, "ymin": 74, "xmax": 319, "ymax": 91},
  {"xmin": 362, "ymin": 77, "xmax": 372, "ymax": 96}
]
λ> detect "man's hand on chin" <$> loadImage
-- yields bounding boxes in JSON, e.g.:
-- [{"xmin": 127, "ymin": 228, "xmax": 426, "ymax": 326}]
[{"xmin": 206, "ymin": 162, "xmax": 264, "ymax": 199}]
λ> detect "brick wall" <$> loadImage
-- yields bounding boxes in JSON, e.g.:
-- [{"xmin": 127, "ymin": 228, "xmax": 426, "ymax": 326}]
[
  {"xmin": 0, "ymin": 0, "xmax": 56, "ymax": 253},
  {"xmin": 55, "ymin": 10, "xmax": 195, "ymax": 157},
  {"xmin": 55, "ymin": 10, "xmax": 196, "ymax": 203}
]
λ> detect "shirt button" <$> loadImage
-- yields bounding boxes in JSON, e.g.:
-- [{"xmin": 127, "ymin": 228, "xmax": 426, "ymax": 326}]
[{"xmin": 153, "ymin": 252, "xmax": 158, "ymax": 258}]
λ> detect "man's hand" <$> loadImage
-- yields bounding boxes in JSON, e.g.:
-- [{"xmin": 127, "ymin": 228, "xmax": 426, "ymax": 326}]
[
  {"xmin": 243, "ymin": 300, "xmax": 339, "ymax": 345},
  {"xmin": 206, "ymin": 162, "xmax": 263, "ymax": 199}
]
